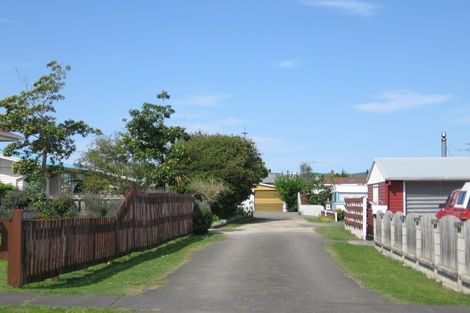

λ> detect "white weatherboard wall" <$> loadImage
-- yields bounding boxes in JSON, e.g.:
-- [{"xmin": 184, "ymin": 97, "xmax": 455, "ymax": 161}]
[
  {"xmin": 297, "ymin": 193, "xmax": 323, "ymax": 216},
  {"xmin": 0, "ymin": 156, "xmax": 25, "ymax": 189}
]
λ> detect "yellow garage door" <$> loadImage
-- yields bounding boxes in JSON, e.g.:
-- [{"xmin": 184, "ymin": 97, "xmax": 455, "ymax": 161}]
[{"xmin": 255, "ymin": 190, "xmax": 283, "ymax": 212}]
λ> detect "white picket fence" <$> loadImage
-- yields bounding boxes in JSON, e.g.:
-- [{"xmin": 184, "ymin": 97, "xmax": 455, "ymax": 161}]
[{"xmin": 374, "ymin": 211, "xmax": 470, "ymax": 294}]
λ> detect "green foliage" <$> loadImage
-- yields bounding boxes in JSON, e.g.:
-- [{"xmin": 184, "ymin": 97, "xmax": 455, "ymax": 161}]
[
  {"xmin": 0, "ymin": 183, "xmax": 14, "ymax": 199},
  {"xmin": 193, "ymin": 200, "xmax": 213, "ymax": 234},
  {"xmin": 274, "ymin": 174, "xmax": 304, "ymax": 212},
  {"xmin": 49, "ymin": 196, "xmax": 77, "ymax": 218},
  {"xmin": 302, "ymin": 175, "xmax": 332, "ymax": 207},
  {"xmin": 185, "ymin": 176, "xmax": 227, "ymax": 206},
  {"xmin": 79, "ymin": 96, "xmax": 188, "ymax": 191},
  {"xmin": 0, "ymin": 190, "xmax": 29, "ymax": 218},
  {"xmin": 167, "ymin": 133, "xmax": 268, "ymax": 217},
  {"xmin": 122, "ymin": 101, "xmax": 187, "ymax": 186},
  {"xmin": 0, "ymin": 60, "xmax": 100, "ymax": 196},
  {"xmin": 82, "ymin": 194, "xmax": 109, "ymax": 217},
  {"xmin": 78, "ymin": 135, "xmax": 150, "ymax": 192},
  {"xmin": 335, "ymin": 208, "xmax": 345, "ymax": 221}
]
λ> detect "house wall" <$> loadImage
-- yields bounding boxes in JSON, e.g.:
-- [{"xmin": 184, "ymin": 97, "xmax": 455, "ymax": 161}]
[
  {"xmin": 387, "ymin": 180, "xmax": 404, "ymax": 213},
  {"xmin": 0, "ymin": 158, "xmax": 25, "ymax": 189},
  {"xmin": 368, "ymin": 182, "xmax": 387, "ymax": 205}
]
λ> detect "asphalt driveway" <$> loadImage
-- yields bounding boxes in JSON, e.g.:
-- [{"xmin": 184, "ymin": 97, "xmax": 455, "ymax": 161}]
[{"xmin": 112, "ymin": 212, "xmax": 470, "ymax": 313}]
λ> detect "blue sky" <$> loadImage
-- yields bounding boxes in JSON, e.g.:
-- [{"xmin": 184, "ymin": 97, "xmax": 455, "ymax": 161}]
[{"xmin": 1, "ymin": 0, "xmax": 470, "ymax": 174}]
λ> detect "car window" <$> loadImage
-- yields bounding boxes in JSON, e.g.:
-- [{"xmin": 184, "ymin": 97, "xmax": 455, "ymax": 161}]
[{"xmin": 457, "ymin": 191, "xmax": 467, "ymax": 205}]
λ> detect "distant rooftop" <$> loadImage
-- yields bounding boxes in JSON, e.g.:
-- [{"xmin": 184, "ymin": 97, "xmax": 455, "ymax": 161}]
[
  {"xmin": 323, "ymin": 176, "xmax": 367, "ymax": 185},
  {"xmin": 261, "ymin": 172, "xmax": 280, "ymax": 185},
  {"xmin": 371, "ymin": 157, "xmax": 470, "ymax": 181}
]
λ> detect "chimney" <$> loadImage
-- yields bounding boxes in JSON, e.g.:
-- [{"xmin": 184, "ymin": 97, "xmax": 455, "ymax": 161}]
[{"xmin": 441, "ymin": 132, "xmax": 447, "ymax": 157}]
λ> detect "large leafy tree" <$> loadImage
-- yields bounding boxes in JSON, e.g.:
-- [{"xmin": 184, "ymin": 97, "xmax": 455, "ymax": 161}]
[
  {"xmin": 167, "ymin": 133, "xmax": 268, "ymax": 217},
  {"xmin": 79, "ymin": 94, "xmax": 188, "ymax": 191},
  {"xmin": 0, "ymin": 61, "xmax": 100, "ymax": 184}
]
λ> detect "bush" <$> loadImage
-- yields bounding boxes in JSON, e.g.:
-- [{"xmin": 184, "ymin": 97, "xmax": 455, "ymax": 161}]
[
  {"xmin": 50, "ymin": 196, "xmax": 76, "ymax": 218},
  {"xmin": 82, "ymin": 194, "xmax": 108, "ymax": 217},
  {"xmin": 336, "ymin": 209, "xmax": 345, "ymax": 221},
  {"xmin": 0, "ymin": 183, "xmax": 14, "ymax": 199},
  {"xmin": 0, "ymin": 190, "xmax": 29, "ymax": 218},
  {"xmin": 193, "ymin": 200, "xmax": 212, "ymax": 234},
  {"xmin": 274, "ymin": 174, "xmax": 304, "ymax": 212}
]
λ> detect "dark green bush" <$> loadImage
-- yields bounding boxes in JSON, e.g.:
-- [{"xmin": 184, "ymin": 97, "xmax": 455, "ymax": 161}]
[
  {"xmin": 50, "ymin": 195, "xmax": 76, "ymax": 218},
  {"xmin": 336, "ymin": 208, "xmax": 345, "ymax": 221},
  {"xmin": 193, "ymin": 200, "xmax": 212, "ymax": 234},
  {"xmin": 0, "ymin": 190, "xmax": 29, "ymax": 218},
  {"xmin": 0, "ymin": 183, "xmax": 14, "ymax": 199},
  {"xmin": 83, "ymin": 194, "xmax": 108, "ymax": 217}
]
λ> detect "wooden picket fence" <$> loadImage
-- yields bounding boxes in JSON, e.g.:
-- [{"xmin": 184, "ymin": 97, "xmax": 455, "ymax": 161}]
[{"xmin": 0, "ymin": 191, "xmax": 193, "ymax": 287}]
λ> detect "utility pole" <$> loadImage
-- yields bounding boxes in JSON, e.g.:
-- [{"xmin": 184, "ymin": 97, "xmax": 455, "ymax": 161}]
[{"xmin": 242, "ymin": 126, "xmax": 248, "ymax": 138}]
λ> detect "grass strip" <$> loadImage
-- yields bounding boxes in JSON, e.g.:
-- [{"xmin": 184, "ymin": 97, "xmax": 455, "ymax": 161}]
[
  {"xmin": 0, "ymin": 305, "xmax": 129, "ymax": 313},
  {"xmin": 305, "ymin": 216, "xmax": 335, "ymax": 223},
  {"xmin": 0, "ymin": 234, "xmax": 223, "ymax": 296},
  {"xmin": 219, "ymin": 216, "xmax": 257, "ymax": 229},
  {"xmin": 315, "ymin": 223, "xmax": 357, "ymax": 241},
  {"xmin": 327, "ymin": 242, "xmax": 470, "ymax": 305}
]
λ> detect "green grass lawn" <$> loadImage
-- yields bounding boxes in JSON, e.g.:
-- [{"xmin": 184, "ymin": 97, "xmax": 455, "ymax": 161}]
[
  {"xmin": 305, "ymin": 216, "xmax": 335, "ymax": 223},
  {"xmin": 327, "ymin": 242, "xmax": 470, "ymax": 305},
  {"xmin": 0, "ymin": 305, "xmax": 129, "ymax": 313},
  {"xmin": 315, "ymin": 223, "xmax": 357, "ymax": 241},
  {"xmin": 0, "ymin": 234, "xmax": 223, "ymax": 296}
]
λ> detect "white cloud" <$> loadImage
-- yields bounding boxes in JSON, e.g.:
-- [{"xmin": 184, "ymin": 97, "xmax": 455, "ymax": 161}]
[
  {"xmin": 301, "ymin": 0, "xmax": 381, "ymax": 17},
  {"xmin": 174, "ymin": 94, "xmax": 231, "ymax": 108},
  {"xmin": 354, "ymin": 90, "xmax": 453, "ymax": 113},
  {"xmin": 0, "ymin": 18, "xmax": 18, "ymax": 24},
  {"xmin": 276, "ymin": 59, "xmax": 299, "ymax": 69}
]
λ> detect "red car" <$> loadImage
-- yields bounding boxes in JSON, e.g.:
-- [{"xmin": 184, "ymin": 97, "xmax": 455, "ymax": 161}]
[{"xmin": 435, "ymin": 184, "xmax": 470, "ymax": 221}]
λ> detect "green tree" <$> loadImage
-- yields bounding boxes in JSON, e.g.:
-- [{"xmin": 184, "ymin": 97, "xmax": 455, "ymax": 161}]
[
  {"xmin": 302, "ymin": 175, "xmax": 331, "ymax": 207},
  {"xmin": 0, "ymin": 61, "xmax": 100, "ymax": 194},
  {"xmin": 167, "ymin": 133, "xmax": 268, "ymax": 217},
  {"xmin": 156, "ymin": 90, "xmax": 170, "ymax": 102},
  {"xmin": 274, "ymin": 174, "xmax": 304, "ymax": 212},
  {"xmin": 122, "ymin": 100, "xmax": 187, "ymax": 186},
  {"xmin": 78, "ymin": 134, "xmax": 151, "ymax": 193}
]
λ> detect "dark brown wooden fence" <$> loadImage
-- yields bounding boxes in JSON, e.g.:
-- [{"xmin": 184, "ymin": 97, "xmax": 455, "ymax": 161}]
[{"xmin": 0, "ymin": 191, "xmax": 193, "ymax": 287}]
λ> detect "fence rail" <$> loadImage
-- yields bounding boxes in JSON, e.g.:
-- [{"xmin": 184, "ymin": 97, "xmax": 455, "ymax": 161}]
[
  {"xmin": 374, "ymin": 211, "xmax": 470, "ymax": 294},
  {"xmin": 0, "ymin": 191, "xmax": 193, "ymax": 287},
  {"xmin": 344, "ymin": 197, "xmax": 369, "ymax": 240}
]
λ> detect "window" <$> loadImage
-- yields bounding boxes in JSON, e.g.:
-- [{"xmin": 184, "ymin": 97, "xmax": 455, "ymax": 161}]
[
  {"xmin": 373, "ymin": 185, "xmax": 379, "ymax": 204},
  {"xmin": 457, "ymin": 191, "xmax": 467, "ymax": 205}
]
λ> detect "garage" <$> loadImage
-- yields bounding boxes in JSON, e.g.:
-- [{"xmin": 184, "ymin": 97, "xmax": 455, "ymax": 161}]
[
  {"xmin": 406, "ymin": 181, "xmax": 465, "ymax": 215},
  {"xmin": 254, "ymin": 184, "xmax": 283, "ymax": 212}
]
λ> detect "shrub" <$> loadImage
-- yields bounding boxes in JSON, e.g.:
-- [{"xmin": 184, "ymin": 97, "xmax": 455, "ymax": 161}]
[
  {"xmin": 0, "ymin": 183, "xmax": 14, "ymax": 199},
  {"xmin": 50, "ymin": 195, "xmax": 77, "ymax": 218},
  {"xmin": 82, "ymin": 194, "xmax": 108, "ymax": 217},
  {"xmin": 0, "ymin": 190, "xmax": 29, "ymax": 218},
  {"xmin": 185, "ymin": 176, "xmax": 227, "ymax": 206},
  {"xmin": 193, "ymin": 200, "xmax": 212, "ymax": 234},
  {"xmin": 336, "ymin": 209, "xmax": 345, "ymax": 221},
  {"xmin": 274, "ymin": 174, "xmax": 304, "ymax": 212}
]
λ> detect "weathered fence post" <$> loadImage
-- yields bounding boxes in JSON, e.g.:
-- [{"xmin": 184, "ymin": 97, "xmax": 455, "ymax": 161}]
[{"xmin": 7, "ymin": 210, "xmax": 24, "ymax": 287}]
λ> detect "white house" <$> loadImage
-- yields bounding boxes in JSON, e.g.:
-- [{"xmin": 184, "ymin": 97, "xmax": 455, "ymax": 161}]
[{"xmin": 327, "ymin": 176, "xmax": 368, "ymax": 211}]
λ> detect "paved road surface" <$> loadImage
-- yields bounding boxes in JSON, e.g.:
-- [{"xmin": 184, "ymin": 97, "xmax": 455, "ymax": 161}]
[
  {"xmin": 1, "ymin": 213, "xmax": 468, "ymax": 312},
  {"xmin": 111, "ymin": 213, "xmax": 470, "ymax": 313}
]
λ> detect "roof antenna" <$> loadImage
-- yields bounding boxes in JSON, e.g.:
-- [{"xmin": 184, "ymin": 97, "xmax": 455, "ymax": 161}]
[
  {"xmin": 441, "ymin": 131, "xmax": 447, "ymax": 157},
  {"xmin": 242, "ymin": 126, "xmax": 248, "ymax": 138}
]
